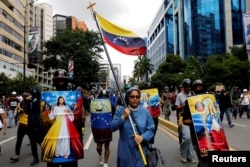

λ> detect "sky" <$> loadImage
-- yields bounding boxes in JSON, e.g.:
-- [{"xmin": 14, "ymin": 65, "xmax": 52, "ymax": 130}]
[{"xmin": 36, "ymin": 0, "xmax": 163, "ymax": 76}]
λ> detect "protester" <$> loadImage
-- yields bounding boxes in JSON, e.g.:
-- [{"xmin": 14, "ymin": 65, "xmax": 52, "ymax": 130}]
[
  {"xmin": 182, "ymin": 79, "xmax": 208, "ymax": 167},
  {"xmin": 10, "ymin": 93, "xmax": 31, "ymax": 162},
  {"xmin": 43, "ymin": 69, "xmax": 84, "ymax": 167},
  {"xmin": 7, "ymin": 91, "xmax": 20, "ymax": 128},
  {"xmin": 161, "ymin": 86, "xmax": 172, "ymax": 120},
  {"xmin": 230, "ymin": 86, "xmax": 240, "ymax": 119},
  {"xmin": 76, "ymin": 86, "xmax": 88, "ymax": 135},
  {"xmin": 111, "ymin": 87, "xmax": 154, "ymax": 167},
  {"xmin": 91, "ymin": 91, "xmax": 112, "ymax": 167},
  {"xmin": 218, "ymin": 89, "xmax": 234, "ymax": 127},
  {"xmin": 0, "ymin": 100, "xmax": 7, "ymax": 152},
  {"xmin": 26, "ymin": 87, "xmax": 42, "ymax": 166},
  {"xmin": 239, "ymin": 89, "xmax": 250, "ymax": 119},
  {"xmin": 175, "ymin": 79, "xmax": 196, "ymax": 163}
]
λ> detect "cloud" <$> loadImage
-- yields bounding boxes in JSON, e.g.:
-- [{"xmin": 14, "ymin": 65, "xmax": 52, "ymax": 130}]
[{"xmin": 36, "ymin": 0, "xmax": 163, "ymax": 76}]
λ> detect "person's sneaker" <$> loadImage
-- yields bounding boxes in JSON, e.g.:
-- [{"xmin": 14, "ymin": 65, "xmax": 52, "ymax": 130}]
[
  {"xmin": 180, "ymin": 157, "xmax": 187, "ymax": 163},
  {"xmin": 30, "ymin": 159, "xmax": 39, "ymax": 166},
  {"xmin": 230, "ymin": 124, "xmax": 234, "ymax": 128},
  {"xmin": 99, "ymin": 156, "xmax": 103, "ymax": 165},
  {"xmin": 103, "ymin": 163, "xmax": 108, "ymax": 167},
  {"xmin": 10, "ymin": 155, "xmax": 19, "ymax": 161},
  {"xmin": 187, "ymin": 158, "xmax": 197, "ymax": 164}
]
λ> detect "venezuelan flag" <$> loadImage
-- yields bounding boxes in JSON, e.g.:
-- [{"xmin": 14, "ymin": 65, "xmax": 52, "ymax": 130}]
[{"xmin": 96, "ymin": 13, "xmax": 146, "ymax": 56}]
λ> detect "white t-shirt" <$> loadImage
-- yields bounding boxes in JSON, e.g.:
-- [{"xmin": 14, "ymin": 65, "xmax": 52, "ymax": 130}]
[{"xmin": 240, "ymin": 94, "xmax": 250, "ymax": 105}]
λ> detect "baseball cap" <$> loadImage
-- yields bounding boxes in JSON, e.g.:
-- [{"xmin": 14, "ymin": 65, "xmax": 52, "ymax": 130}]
[
  {"xmin": 12, "ymin": 91, "xmax": 17, "ymax": 95},
  {"xmin": 243, "ymin": 89, "xmax": 248, "ymax": 92}
]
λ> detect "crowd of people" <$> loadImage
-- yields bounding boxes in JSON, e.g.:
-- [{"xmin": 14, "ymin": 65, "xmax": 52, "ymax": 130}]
[{"xmin": 1, "ymin": 70, "xmax": 250, "ymax": 167}]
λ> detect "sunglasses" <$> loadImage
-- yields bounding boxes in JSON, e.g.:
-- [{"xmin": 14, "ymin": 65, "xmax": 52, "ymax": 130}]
[{"xmin": 129, "ymin": 95, "xmax": 140, "ymax": 99}]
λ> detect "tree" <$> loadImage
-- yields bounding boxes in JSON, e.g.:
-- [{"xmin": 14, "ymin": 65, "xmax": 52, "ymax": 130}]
[
  {"xmin": 0, "ymin": 73, "xmax": 10, "ymax": 97},
  {"xmin": 151, "ymin": 54, "xmax": 186, "ymax": 90},
  {"xmin": 133, "ymin": 56, "xmax": 154, "ymax": 82},
  {"xmin": 229, "ymin": 45, "xmax": 248, "ymax": 61},
  {"xmin": 42, "ymin": 28, "xmax": 104, "ymax": 89}
]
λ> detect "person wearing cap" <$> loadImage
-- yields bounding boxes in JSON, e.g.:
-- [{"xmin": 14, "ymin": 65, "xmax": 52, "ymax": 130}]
[
  {"xmin": 7, "ymin": 91, "xmax": 20, "ymax": 128},
  {"xmin": 239, "ymin": 88, "xmax": 250, "ymax": 119},
  {"xmin": 10, "ymin": 93, "xmax": 31, "ymax": 162}
]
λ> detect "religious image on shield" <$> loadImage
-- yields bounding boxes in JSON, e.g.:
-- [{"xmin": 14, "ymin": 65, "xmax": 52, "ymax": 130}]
[
  {"xmin": 40, "ymin": 91, "xmax": 84, "ymax": 163},
  {"xmin": 140, "ymin": 88, "xmax": 161, "ymax": 117},
  {"xmin": 90, "ymin": 99, "xmax": 112, "ymax": 143},
  {"xmin": 187, "ymin": 94, "xmax": 229, "ymax": 157}
]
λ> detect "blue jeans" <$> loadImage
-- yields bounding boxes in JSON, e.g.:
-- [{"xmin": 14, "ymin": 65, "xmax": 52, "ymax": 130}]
[
  {"xmin": 8, "ymin": 109, "xmax": 14, "ymax": 127},
  {"xmin": 219, "ymin": 108, "xmax": 232, "ymax": 126}
]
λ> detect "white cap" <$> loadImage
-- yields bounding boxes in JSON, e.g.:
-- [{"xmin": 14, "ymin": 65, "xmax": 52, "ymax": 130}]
[
  {"xmin": 12, "ymin": 91, "xmax": 17, "ymax": 94},
  {"xmin": 243, "ymin": 89, "xmax": 248, "ymax": 92}
]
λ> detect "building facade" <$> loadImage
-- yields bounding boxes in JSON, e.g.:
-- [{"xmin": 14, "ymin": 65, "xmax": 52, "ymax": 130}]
[
  {"xmin": 33, "ymin": 2, "xmax": 54, "ymax": 90},
  {"xmin": 53, "ymin": 14, "xmax": 87, "ymax": 37},
  {"xmin": 99, "ymin": 60, "xmax": 122, "ymax": 92},
  {"xmin": 0, "ymin": 0, "xmax": 34, "ymax": 78},
  {"xmin": 147, "ymin": 0, "xmax": 249, "ymax": 73}
]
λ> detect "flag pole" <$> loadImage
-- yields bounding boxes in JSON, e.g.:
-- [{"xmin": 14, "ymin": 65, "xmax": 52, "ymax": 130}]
[{"xmin": 87, "ymin": 2, "xmax": 147, "ymax": 165}]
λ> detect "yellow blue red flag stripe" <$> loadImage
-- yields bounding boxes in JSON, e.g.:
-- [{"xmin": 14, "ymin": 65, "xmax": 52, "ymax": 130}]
[{"xmin": 96, "ymin": 13, "xmax": 146, "ymax": 56}]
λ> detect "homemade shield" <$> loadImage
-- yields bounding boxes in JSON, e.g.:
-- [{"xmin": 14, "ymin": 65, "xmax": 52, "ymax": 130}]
[
  {"xmin": 187, "ymin": 94, "xmax": 229, "ymax": 157},
  {"xmin": 40, "ymin": 91, "xmax": 84, "ymax": 163},
  {"xmin": 90, "ymin": 99, "xmax": 112, "ymax": 143}
]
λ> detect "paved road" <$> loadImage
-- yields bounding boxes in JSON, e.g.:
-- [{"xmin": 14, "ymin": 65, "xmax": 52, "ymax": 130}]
[{"xmin": 0, "ymin": 110, "xmax": 249, "ymax": 167}]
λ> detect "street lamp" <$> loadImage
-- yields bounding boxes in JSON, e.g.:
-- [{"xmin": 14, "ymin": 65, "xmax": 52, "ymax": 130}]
[{"xmin": 23, "ymin": 0, "xmax": 37, "ymax": 91}]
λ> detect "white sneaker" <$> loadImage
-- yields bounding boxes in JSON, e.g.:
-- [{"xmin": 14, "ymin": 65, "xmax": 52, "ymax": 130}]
[
  {"xmin": 99, "ymin": 156, "xmax": 103, "ymax": 165},
  {"xmin": 103, "ymin": 163, "xmax": 108, "ymax": 167}
]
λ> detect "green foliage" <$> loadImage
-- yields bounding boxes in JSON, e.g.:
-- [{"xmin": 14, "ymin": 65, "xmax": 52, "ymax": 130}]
[
  {"xmin": 133, "ymin": 56, "xmax": 154, "ymax": 82},
  {"xmin": 42, "ymin": 28, "xmax": 104, "ymax": 88},
  {"xmin": 149, "ymin": 44, "xmax": 250, "ymax": 92},
  {"xmin": 229, "ymin": 45, "xmax": 248, "ymax": 61},
  {"xmin": 0, "ymin": 72, "xmax": 40, "ymax": 96},
  {"xmin": 150, "ymin": 54, "xmax": 187, "ymax": 90}
]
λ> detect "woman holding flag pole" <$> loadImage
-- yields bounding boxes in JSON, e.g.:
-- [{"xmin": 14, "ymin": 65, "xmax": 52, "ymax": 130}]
[
  {"xmin": 87, "ymin": 2, "xmax": 151, "ymax": 166},
  {"xmin": 111, "ymin": 87, "xmax": 155, "ymax": 167}
]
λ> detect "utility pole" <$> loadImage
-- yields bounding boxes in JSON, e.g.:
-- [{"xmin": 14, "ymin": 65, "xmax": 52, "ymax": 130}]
[{"xmin": 23, "ymin": 0, "xmax": 36, "ymax": 92}]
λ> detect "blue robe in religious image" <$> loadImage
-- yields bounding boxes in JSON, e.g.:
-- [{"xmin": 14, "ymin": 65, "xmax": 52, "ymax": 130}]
[{"xmin": 111, "ymin": 106, "xmax": 155, "ymax": 167}]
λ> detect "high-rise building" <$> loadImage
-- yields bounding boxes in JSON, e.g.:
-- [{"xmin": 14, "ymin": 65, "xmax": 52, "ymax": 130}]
[
  {"xmin": 33, "ymin": 2, "xmax": 53, "ymax": 90},
  {"xmin": 99, "ymin": 60, "xmax": 122, "ymax": 91},
  {"xmin": 147, "ymin": 0, "xmax": 250, "ymax": 73},
  {"xmin": 53, "ymin": 14, "xmax": 88, "ymax": 36},
  {"xmin": 0, "ymin": 0, "xmax": 34, "ymax": 78}
]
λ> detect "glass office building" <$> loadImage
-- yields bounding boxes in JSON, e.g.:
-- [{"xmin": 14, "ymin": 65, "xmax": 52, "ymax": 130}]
[{"xmin": 147, "ymin": 0, "xmax": 248, "ymax": 72}]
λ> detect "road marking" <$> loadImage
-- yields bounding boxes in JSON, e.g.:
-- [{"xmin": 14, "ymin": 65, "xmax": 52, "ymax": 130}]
[
  {"xmin": 0, "ymin": 136, "xmax": 16, "ymax": 144},
  {"xmin": 222, "ymin": 121, "xmax": 248, "ymax": 127},
  {"xmin": 84, "ymin": 133, "xmax": 93, "ymax": 150}
]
